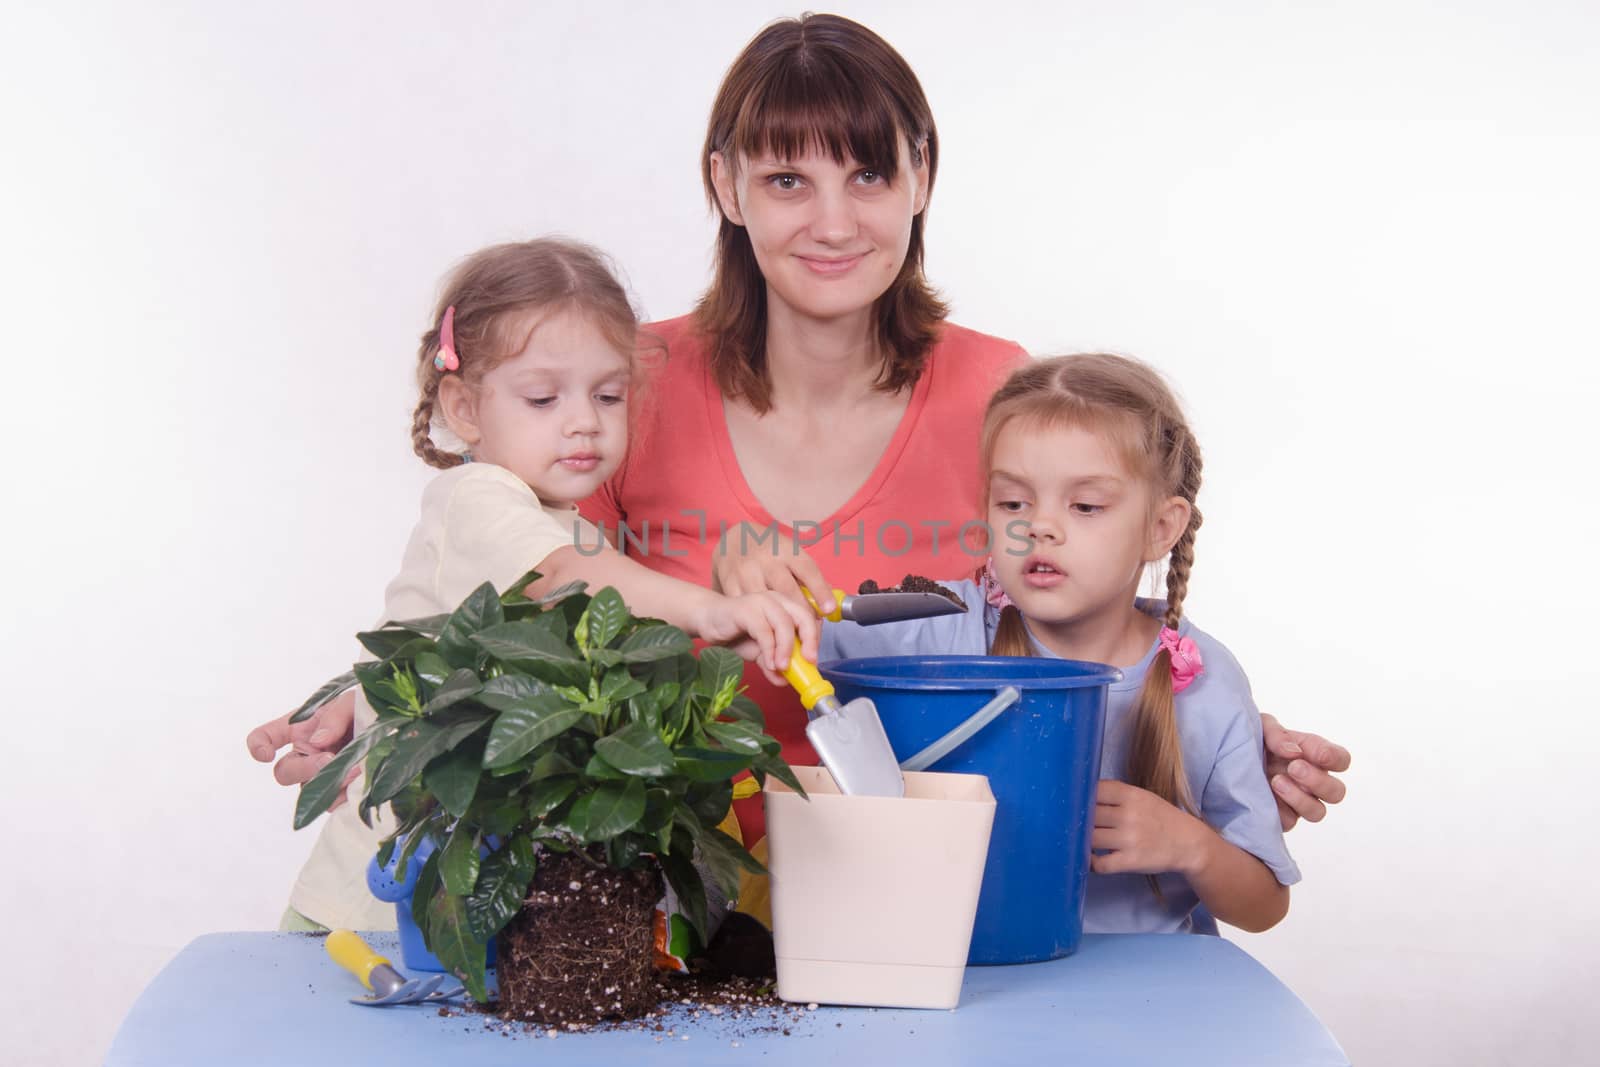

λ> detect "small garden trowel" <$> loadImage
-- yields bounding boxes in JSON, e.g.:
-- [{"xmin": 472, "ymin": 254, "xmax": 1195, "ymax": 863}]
[
  {"xmin": 783, "ymin": 647, "xmax": 905, "ymax": 797},
  {"xmin": 325, "ymin": 930, "xmax": 464, "ymax": 1006},
  {"xmin": 779, "ymin": 579, "xmax": 967, "ymax": 797}
]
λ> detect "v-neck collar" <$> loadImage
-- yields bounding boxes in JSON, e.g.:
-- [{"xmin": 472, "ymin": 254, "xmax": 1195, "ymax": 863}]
[{"xmin": 702, "ymin": 352, "xmax": 935, "ymax": 535}]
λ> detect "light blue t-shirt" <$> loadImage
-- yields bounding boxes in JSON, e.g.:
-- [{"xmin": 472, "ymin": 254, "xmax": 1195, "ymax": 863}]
[{"xmin": 819, "ymin": 580, "xmax": 1300, "ymax": 935}]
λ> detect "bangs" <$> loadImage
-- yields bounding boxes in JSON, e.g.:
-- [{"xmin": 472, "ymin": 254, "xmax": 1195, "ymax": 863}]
[
  {"xmin": 730, "ymin": 54, "xmax": 910, "ymax": 177},
  {"xmin": 986, "ymin": 403, "xmax": 1156, "ymax": 487}
]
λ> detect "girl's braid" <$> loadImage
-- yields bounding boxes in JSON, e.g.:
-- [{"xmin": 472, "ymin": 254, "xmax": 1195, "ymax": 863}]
[
  {"xmin": 1163, "ymin": 426, "xmax": 1203, "ymax": 629},
  {"xmin": 411, "ymin": 364, "xmax": 465, "ymax": 470}
]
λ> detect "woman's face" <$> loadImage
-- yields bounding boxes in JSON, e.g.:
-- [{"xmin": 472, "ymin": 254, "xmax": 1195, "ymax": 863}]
[{"xmin": 711, "ymin": 138, "xmax": 928, "ymax": 327}]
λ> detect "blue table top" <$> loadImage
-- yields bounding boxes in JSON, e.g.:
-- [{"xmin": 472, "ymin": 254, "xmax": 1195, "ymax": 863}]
[{"xmin": 105, "ymin": 931, "xmax": 1346, "ymax": 1066}]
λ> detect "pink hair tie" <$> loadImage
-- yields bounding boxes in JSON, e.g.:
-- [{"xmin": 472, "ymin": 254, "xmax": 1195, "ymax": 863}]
[
  {"xmin": 434, "ymin": 305, "xmax": 461, "ymax": 372},
  {"xmin": 1159, "ymin": 627, "xmax": 1204, "ymax": 693},
  {"xmin": 980, "ymin": 557, "xmax": 1013, "ymax": 610}
]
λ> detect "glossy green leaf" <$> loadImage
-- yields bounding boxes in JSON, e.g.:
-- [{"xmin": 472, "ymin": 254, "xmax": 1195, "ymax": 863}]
[
  {"xmin": 288, "ymin": 670, "xmax": 357, "ymax": 725},
  {"xmin": 695, "ymin": 647, "xmax": 744, "ymax": 697},
  {"xmin": 600, "ymin": 666, "xmax": 647, "ymax": 706},
  {"xmin": 426, "ymin": 889, "xmax": 489, "ymax": 1003},
  {"xmin": 657, "ymin": 842, "xmax": 709, "ymax": 946},
  {"xmin": 395, "ymin": 818, "xmax": 440, "ymax": 885},
  {"xmin": 292, "ymin": 724, "xmax": 387, "ymax": 829},
  {"xmin": 687, "ymin": 820, "xmax": 765, "ymax": 897},
  {"xmin": 685, "ymin": 781, "xmax": 734, "ymax": 828},
  {"xmin": 569, "ymin": 778, "xmax": 646, "ymax": 841},
  {"xmin": 705, "ymin": 720, "xmax": 765, "ymax": 755},
  {"xmin": 423, "ymin": 744, "xmax": 480, "ymax": 818},
  {"xmin": 412, "ymin": 651, "xmax": 453, "ymax": 690},
  {"xmin": 466, "ymin": 836, "xmax": 536, "ymax": 942},
  {"xmin": 640, "ymin": 787, "xmax": 674, "ymax": 832},
  {"xmin": 582, "ymin": 752, "xmax": 627, "ymax": 780},
  {"xmin": 439, "ymin": 823, "xmax": 481, "ymax": 896},
  {"xmin": 356, "ymin": 625, "xmax": 431, "ymax": 660},
  {"xmin": 616, "ymin": 624, "xmax": 693, "ymax": 664},
  {"xmin": 475, "ymin": 674, "xmax": 555, "ymax": 712},
  {"xmin": 422, "ymin": 669, "xmax": 482, "ymax": 713},
  {"xmin": 411, "ymin": 850, "xmax": 441, "ymax": 932},
  {"xmin": 483, "ymin": 700, "xmax": 585, "ymax": 769},
  {"xmin": 672, "ymin": 746, "xmax": 754, "ymax": 782},
  {"xmin": 720, "ymin": 693, "xmax": 766, "ymax": 728},
  {"xmin": 605, "ymin": 832, "xmax": 648, "ymax": 871},
  {"xmin": 471, "ymin": 621, "xmax": 590, "ymax": 687},
  {"xmin": 594, "ymin": 720, "xmax": 677, "ymax": 776},
  {"xmin": 437, "ymin": 583, "xmax": 505, "ymax": 668},
  {"xmin": 627, "ymin": 681, "xmax": 679, "ymax": 729},
  {"xmin": 753, "ymin": 753, "xmax": 806, "ymax": 797},
  {"xmin": 525, "ymin": 776, "xmax": 577, "ymax": 818},
  {"xmin": 368, "ymin": 710, "xmax": 492, "ymax": 804},
  {"xmin": 585, "ymin": 587, "xmax": 629, "ymax": 651}
]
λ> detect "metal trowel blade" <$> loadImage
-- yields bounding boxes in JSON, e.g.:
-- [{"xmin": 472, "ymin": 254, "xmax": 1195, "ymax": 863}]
[{"xmin": 806, "ymin": 696, "xmax": 905, "ymax": 798}]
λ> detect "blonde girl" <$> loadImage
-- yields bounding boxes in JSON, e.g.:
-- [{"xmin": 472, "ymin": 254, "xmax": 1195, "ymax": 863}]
[
  {"xmin": 284, "ymin": 238, "xmax": 817, "ymax": 931},
  {"xmin": 821, "ymin": 353, "xmax": 1298, "ymax": 934}
]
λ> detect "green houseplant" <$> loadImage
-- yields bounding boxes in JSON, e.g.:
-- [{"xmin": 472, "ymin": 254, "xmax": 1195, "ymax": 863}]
[{"xmin": 289, "ymin": 571, "xmax": 802, "ymax": 1023}]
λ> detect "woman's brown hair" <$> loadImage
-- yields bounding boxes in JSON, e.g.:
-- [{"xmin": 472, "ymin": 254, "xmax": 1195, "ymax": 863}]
[
  {"xmin": 410, "ymin": 238, "xmax": 639, "ymax": 469},
  {"xmin": 693, "ymin": 13, "xmax": 948, "ymax": 413},
  {"xmin": 983, "ymin": 354, "xmax": 1205, "ymax": 818}
]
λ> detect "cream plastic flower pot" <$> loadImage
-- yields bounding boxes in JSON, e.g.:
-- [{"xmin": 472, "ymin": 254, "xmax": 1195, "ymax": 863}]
[{"xmin": 764, "ymin": 765, "xmax": 997, "ymax": 1009}]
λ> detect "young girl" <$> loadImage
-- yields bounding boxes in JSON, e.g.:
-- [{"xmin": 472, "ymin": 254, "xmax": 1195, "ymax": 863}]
[
  {"xmin": 286, "ymin": 238, "xmax": 818, "ymax": 931},
  {"xmin": 820, "ymin": 353, "xmax": 1298, "ymax": 934}
]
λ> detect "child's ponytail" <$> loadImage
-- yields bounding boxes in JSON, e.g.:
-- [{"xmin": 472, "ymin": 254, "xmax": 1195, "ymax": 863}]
[
  {"xmin": 1125, "ymin": 433, "xmax": 1203, "ymax": 817},
  {"xmin": 411, "ymin": 318, "xmax": 467, "ymax": 470}
]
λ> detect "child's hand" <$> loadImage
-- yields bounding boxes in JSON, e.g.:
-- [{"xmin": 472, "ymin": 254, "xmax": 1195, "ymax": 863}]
[
  {"xmin": 1090, "ymin": 780, "xmax": 1210, "ymax": 877},
  {"xmin": 692, "ymin": 590, "xmax": 822, "ymax": 685}
]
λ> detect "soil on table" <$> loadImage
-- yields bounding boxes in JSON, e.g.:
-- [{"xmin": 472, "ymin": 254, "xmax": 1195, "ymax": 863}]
[
  {"xmin": 858, "ymin": 573, "xmax": 964, "ymax": 607},
  {"xmin": 496, "ymin": 849, "xmax": 661, "ymax": 1027}
]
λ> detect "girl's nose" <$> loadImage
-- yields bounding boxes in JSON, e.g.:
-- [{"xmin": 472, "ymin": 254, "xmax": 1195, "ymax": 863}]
[
  {"xmin": 1027, "ymin": 514, "xmax": 1063, "ymax": 544},
  {"xmin": 565, "ymin": 399, "xmax": 601, "ymax": 435}
]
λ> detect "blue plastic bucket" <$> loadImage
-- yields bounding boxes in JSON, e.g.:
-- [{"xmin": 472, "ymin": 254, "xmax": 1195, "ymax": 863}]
[{"xmin": 821, "ymin": 655, "xmax": 1117, "ymax": 965}]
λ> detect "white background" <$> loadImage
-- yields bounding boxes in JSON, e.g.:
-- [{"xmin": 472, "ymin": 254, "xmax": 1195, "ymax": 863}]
[{"xmin": 4, "ymin": 2, "xmax": 1597, "ymax": 1064}]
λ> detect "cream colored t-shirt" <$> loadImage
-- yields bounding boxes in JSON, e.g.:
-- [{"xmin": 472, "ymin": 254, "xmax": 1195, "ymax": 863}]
[{"xmin": 288, "ymin": 462, "xmax": 610, "ymax": 929}]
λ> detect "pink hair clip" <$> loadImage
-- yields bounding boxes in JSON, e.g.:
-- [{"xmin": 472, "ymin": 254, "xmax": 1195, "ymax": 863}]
[
  {"xmin": 434, "ymin": 305, "xmax": 460, "ymax": 372},
  {"xmin": 980, "ymin": 557, "xmax": 1014, "ymax": 611},
  {"xmin": 1159, "ymin": 627, "xmax": 1204, "ymax": 693}
]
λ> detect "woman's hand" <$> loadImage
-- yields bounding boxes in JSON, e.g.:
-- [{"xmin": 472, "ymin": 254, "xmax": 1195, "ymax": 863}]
[
  {"xmin": 1260, "ymin": 713, "xmax": 1351, "ymax": 831},
  {"xmin": 712, "ymin": 525, "xmax": 837, "ymax": 617},
  {"xmin": 690, "ymin": 590, "xmax": 822, "ymax": 686},
  {"xmin": 245, "ymin": 689, "xmax": 359, "ymax": 806},
  {"xmin": 1089, "ymin": 779, "xmax": 1208, "ymax": 876}
]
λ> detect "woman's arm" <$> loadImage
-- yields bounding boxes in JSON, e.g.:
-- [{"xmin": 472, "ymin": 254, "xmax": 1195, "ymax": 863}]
[{"xmin": 1091, "ymin": 779, "xmax": 1290, "ymax": 933}]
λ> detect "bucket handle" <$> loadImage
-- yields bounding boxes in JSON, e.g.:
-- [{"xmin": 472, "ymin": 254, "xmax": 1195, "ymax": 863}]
[{"xmin": 898, "ymin": 685, "xmax": 1021, "ymax": 772}]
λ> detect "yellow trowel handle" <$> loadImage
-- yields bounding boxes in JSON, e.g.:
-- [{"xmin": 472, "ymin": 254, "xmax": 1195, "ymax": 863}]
[
  {"xmin": 801, "ymin": 588, "xmax": 849, "ymax": 623},
  {"xmin": 326, "ymin": 929, "xmax": 387, "ymax": 991},
  {"xmin": 782, "ymin": 638, "xmax": 836, "ymax": 712}
]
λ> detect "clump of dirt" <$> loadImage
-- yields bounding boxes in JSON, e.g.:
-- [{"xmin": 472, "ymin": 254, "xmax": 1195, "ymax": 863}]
[
  {"xmin": 858, "ymin": 574, "xmax": 963, "ymax": 606},
  {"xmin": 496, "ymin": 849, "xmax": 661, "ymax": 1027}
]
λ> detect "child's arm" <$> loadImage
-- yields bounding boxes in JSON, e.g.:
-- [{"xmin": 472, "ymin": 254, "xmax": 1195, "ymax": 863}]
[
  {"xmin": 530, "ymin": 545, "xmax": 820, "ymax": 674},
  {"xmin": 1091, "ymin": 780, "xmax": 1290, "ymax": 933}
]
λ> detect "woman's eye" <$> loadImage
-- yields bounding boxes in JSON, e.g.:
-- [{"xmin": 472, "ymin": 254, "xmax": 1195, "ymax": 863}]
[
  {"xmin": 856, "ymin": 169, "xmax": 885, "ymax": 186},
  {"xmin": 525, "ymin": 396, "xmax": 557, "ymax": 409},
  {"xmin": 768, "ymin": 174, "xmax": 802, "ymax": 191}
]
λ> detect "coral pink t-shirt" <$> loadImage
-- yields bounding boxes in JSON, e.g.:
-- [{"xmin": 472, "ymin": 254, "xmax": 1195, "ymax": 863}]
[{"xmin": 581, "ymin": 315, "xmax": 1027, "ymax": 840}]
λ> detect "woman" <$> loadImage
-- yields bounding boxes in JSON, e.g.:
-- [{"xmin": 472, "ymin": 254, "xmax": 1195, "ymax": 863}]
[{"xmin": 248, "ymin": 12, "xmax": 1349, "ymax": 918}]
